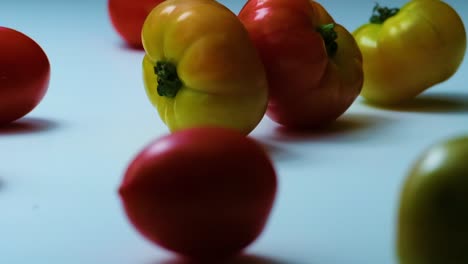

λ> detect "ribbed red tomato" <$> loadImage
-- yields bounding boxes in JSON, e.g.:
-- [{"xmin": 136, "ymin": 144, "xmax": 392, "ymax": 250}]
[
  {"xmin": 0, "ymin": 27, "xmax": 50, "ymax": 125},
  {"xmin": 239, "ymin": 0, "xmax": 363, "ymax": 128},
  {"xmin": 118, "ymin": 127, "xmax": 277, "ymax": 260}
]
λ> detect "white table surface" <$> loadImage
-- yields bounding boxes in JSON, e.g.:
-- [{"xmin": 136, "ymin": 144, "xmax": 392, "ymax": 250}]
[{"xmin": 1, "ymin": 0, "xmax": 467, "ymax": 263}]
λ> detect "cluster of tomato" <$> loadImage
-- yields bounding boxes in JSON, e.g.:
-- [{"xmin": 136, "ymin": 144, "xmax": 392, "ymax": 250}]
[
  {"xmin": 1, "ymin": 0, "xmax": 467, "ymax": 263},
  {"xmin": 110, "ymin": 0, "xmax": 468, "ymax": 263},
  {"xmin": 110, "ymin": 0, "xmax": 466, "ymax": 135}
]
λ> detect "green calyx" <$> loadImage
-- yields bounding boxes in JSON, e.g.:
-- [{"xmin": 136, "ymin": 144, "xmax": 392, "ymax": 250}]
[
  {"xmin": 154, "ymin": 61, "xmax": 182, "ymax": 98},
  {"xmin": 370, "ymin": 4, "xmax": 399, "ymax": 24},
  {"xmin": 317, "ymin": 23, "xmax": 338, "ymax": 58}
]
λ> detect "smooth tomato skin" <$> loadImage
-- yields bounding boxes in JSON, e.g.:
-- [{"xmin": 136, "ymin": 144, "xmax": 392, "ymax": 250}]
[
  {"xmin": 239, "ymin": 0, "xmax": 363, "ymax": 128},
  {"xmin": 0, "ymin": 27, "xmax": 50, "ymax": 125},
  {"xmin": 119, "ymin": 127, "xmax": 277, "ymax": 259},
  {"xmin": 142, "ymin": 0, "xmax": 268, "ymax": 135},
  {"xmin": 353, "ymin": 0, "xmax": 466, "ymax": 105},
  {"xmin": 108, "ymin": 0, "xmax": 164, "ymax": 48},
  {"xmin": 398, "ymin": 135, "xmax": 468, "ymax": 263}
]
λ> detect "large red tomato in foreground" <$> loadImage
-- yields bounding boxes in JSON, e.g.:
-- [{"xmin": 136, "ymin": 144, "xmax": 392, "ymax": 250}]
[
  {"xmin": 0, "ymin": 27, "xmax": 50, "ymax": 125},
  {"xmin": 239, "ymin": 0, "xmax": 363, "ymax": 128},
  {"xmin": 118, "ymin": 127, "xmax": 277, "ymax": 260},
  {"xmin": 108, "ymin": 0, "xmax": 164, "ymax": 48}
]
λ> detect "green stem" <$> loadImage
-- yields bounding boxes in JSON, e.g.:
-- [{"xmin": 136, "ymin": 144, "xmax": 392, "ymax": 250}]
[
  {"xmin": 154, "ymin": 61, "xmax": 182, "ymax": 98},
  {"xmin": 370, "ymin": 3, "xmax": 399, "ymax": 24},
  {"xmin": 317, "ymin": 23, "xmax": 338, "ymax": 58}
]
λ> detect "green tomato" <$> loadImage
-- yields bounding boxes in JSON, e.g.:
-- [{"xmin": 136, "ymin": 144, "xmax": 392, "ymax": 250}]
[{"xmin": 397, "ymin": 135, "xmax": 468, "ymax": 264}]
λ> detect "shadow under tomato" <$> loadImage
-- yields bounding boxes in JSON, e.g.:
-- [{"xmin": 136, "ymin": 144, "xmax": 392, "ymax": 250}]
[
  {"xmin": 363, "ymin": 92, "xmax": 468, "ymax": 113},
  {"xmin": 252, "ymin": 139, "xmax": 300, "ymax": 162},
  {"xmin": 266, "ymin": 112, "xmax": 391, "ymax": 143},
  {"xmin": 158, "ymin": 253, "xmax": 294, "ymax": 264},
  {"xmin": 259, "ymin": 141, "xmax": 287, "ymax": 156},
  {"xmin": 0, "ymin": 178, "xmax": 4, "ymax": 192},
  {"xmin": 0, "ymin": 117, "xmax": 60, "ymax": 135},
  {"xmin": 117, "ymin": 41, "xmax": 144, "ymax": 52}
]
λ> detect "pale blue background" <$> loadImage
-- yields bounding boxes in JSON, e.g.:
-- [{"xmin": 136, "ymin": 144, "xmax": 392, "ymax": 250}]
[{"xmin": 0, "ymin": 1, "xmax": 467, "ymax": 263}]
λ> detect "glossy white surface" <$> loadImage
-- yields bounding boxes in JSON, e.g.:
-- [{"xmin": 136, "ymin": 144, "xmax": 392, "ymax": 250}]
[{"xmin": 0, "ymin": 1, "xmax": 467, "ymax": 263}]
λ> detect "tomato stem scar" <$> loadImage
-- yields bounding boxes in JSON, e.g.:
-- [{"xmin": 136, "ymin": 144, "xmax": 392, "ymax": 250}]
[
  {"xmin": 370, "ymin": 3, "xmax": 399, "ymax": 24},
  {"xmin": 317, "ymin": 23, "xmax": 338, "ymax": 57},
  {"xmin": 154, "ymin": 61, "xmax": 182, "ymax": 98}
]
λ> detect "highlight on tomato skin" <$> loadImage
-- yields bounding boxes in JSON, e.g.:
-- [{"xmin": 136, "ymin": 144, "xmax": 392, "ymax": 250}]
[
  {"xmin": 118, "ymin": 126, "xmax": 278, "ymax": 260},
  {"xmin": 0, "ymin": 27, "xmax": 50, "ymax": 126},
  {"xmin": 108, "ymin": 0, "xmax": 165, "ymax": 48}
]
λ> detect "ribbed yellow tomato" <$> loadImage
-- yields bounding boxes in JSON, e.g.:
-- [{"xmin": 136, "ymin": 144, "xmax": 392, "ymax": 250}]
[
  {"xmin": 353, "ymin": 0, "xmax": 466, "ymax": 105},
  {"xmin": 142, "ymin": 0, "xmax": 268, "ymax": 135}
]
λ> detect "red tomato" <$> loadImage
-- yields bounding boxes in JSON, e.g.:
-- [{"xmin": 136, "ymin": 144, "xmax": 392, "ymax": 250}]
[
  {"xmin": 118, "ymin": 127, "xmax": 277, "ymax": 259},
  {"xmin": 108, "ymin": 0, "xmax": 164, "ymax": 48},
  {"xmin": 238, "ymin": 0, "xmax": 363, "ymax": 128},
  {"xmin": 0, "ymin": 27, "xmax": 50, "ymax": 125}
]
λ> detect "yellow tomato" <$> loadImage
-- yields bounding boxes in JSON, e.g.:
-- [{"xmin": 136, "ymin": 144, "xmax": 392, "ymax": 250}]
[
  {"xmin": 353, "ymin": 0, "xmax": 466, "ymax": 105},
  {"xmin": 142, "ymin": 0, "xmax": 268, "ymax": 135}
]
